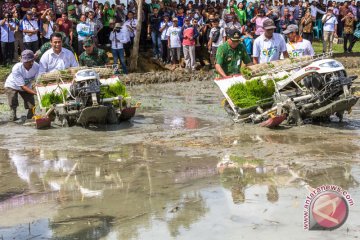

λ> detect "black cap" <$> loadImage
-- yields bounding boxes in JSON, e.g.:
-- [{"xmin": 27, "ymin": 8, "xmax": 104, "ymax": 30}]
[{"xmin": 228, "ymin": 29, "xmax": 242, "ymax": 41}]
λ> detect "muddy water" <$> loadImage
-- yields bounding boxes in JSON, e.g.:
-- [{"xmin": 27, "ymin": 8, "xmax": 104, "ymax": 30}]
[{"xmin": 0, "ymin": 81, "xmax": 360, "ymax": 239}]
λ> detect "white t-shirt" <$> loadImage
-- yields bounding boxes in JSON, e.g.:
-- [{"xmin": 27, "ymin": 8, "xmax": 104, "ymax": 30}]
[
  {"xmin": 39, "ymin": 48, "xmax": 78, "ymax": 74},
  {"xmin": 209, "ymin": 27, "xmax": 226, "ymax": 47},
  {"xmin": 322, "ymin": 14, "xmax": 338, "ymax": 32},
  {"xmin": 286, "ymin": 38, "xmax": 315, "ymax": 58},
  {"xmin": 253, "ymin": 33, "xmax": 287, "ymax": 63},
  {"xmin": 22, "ymin": 19, "xmax": 39, "ymax": 43},
  {"xmin": 5, "ymin": 62, "xmax": 39, "ymax": 91},
  {"xmin": 166, "ymin": 26, "xmax": 181, "ymax": 48},
  {"xmin": 160, "ymin": 21, "xmax": 173, "ymax": 41},
  {"xmin": 76, "ymin": 22, "xmax": 91, "ymax": 41}
]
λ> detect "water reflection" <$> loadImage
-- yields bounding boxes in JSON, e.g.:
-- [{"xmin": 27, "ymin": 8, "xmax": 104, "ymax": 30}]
[
  {"xmin": 0, "ymin": 148, "xmax": 360, "ymax": 239},
  {"xmin": 0, "ymin": 146, "xmax": 217, "ymax": 239},
  {"xmin": 218, "ymin": 155, "xmax": 359, "ymax": 205}
]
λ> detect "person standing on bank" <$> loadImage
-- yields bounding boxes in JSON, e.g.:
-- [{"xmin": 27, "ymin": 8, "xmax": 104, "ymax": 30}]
[
  {"xmin": 21, "ymin": 10, "xmax": 39, "ymax": 52},
  {"xmin": 322, "ymin": 7, "xmax": 338, "ymax": 53},
  {"xmin": 0, "ymin": 12, "xmax": 16, "ymax": 65},
  {"xmin": 4, "ymin": 50, "xmax": 38, "ymax": 121}
]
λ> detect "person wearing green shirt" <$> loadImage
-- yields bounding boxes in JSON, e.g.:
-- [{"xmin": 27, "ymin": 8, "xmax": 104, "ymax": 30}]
[
  {"xmin": 236, "ymin": 2, "xmax": 247, "ymax": 26},
  {"xmin": 99, "ymin": 1, "xmax": 115, "ymax": 45},
  {"xmin": 215, "ymin": 29, "xmax": 252, "ymax": 78}
]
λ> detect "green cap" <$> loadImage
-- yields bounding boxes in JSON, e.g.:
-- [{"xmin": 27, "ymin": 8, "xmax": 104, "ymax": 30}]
[
  {"xmin": 83, "ymin": 37, "xmax": 94, "ymax": 47},
  {"xmin": 67, "ymin": 5, "xmax": 76, "ymax": 11}
]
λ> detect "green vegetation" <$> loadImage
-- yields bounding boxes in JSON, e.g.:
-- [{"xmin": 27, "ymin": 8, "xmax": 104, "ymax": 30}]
[
  {"xmin": 100, "ymin": 81, "xmax": 128, "ymax": 98},
  {"xmin": 41, "ymin": 89, "xmax": 68, "ymax": 108},
  {"xmin": 100, "ymin": 81, "xmax": 128, "ymax": 107},
  {"xmin": 227, "ymin": 76, "xmax": 288, "ymax": 108},
  {"xmin": 229, "ymin": 156, "xmax": 264, "ymax": 166},
  {"xmin": 0, "ymin": 65, "xmax": 13, "ymax": 82},
  {"xmin": 312, "ymin": 40, "xmax": 360, "ymax": 54}
]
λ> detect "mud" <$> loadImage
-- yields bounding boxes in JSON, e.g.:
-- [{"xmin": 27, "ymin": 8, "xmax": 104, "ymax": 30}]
[{"xmin": 0, "ymin": 80, "xmax": 360, "ymax": 239}]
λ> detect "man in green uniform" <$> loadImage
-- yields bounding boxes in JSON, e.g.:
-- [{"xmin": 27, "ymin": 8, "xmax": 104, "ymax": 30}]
[
  {"xmin": 79, "ymin": 37, "xmax": 109, "ymax": 67},
  {"xmin": 35, "ymin": 31, "xmax": 74, "ymax": 60},
  {"xmin": 215, "ymin": 29, "xmax": 253, "ymax": 78}
]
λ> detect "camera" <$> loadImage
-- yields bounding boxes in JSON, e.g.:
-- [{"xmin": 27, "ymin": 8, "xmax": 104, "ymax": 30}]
[{"xmin": 4, "ymin": 12, "xmax": 13, "ymax": 19}]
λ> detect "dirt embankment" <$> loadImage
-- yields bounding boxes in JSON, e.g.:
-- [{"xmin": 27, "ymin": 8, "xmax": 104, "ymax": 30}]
[{"xmin": 1, "ymin": 56, "xmax": 359, "ymax": 95}]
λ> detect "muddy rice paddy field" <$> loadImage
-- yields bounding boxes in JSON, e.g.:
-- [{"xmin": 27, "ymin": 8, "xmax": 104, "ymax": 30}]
[{"xmin": 0, "ymin": 64, "xmax": 360, "ymax": 239}]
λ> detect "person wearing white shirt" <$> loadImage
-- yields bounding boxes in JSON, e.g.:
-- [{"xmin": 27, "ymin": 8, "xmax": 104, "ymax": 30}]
[
  {"xmin": 310, "ymin": 2, "xmax": 326, "ymax": 20},
  {"xmin": 0, "ymin": 14, "xmax": 16, "ymax": 65},
  {"xmin": 109, "ymin": 23, "xmax": 128, "ymax": 74},
  {"xmin": 5, "ymin": 50, "xmax": 38, "ymax": 121},
  {"xmin": 322, "ymin": 7, "xmax": 338, "ymax": 53},
  {"xmin": 124, "ymin": 11, "xmax": 137, "ymax": 43},
  {"xmin": 77, "ymin": 14, "xmax": 92, "ymax": 54},
  {"xmin": 159, "ymin": 14, "xmax": 172, "ymax": 63},
  {"xmin": 21, "ymin": 11, "xmax": 39, "ymax": 52},
  {"xmin": 283, "ymin": 24, "xmax": 314, "ymax": 58},
  {"xmin": 208, "ymin": 18, "xmax": 226, "ymax": 67},
  {"xmin": 39, "ymin": 32, "xmax": 78, "ymax": 74},
  {"xmin": 253, "ymin": 19, "xmax": 289, "ymax": 64},
  {"xmin": 167, "ymin": 18, "xmax": 182, "ymax": 66},
  {"xmin": 119, "ymin": 22, "xmax": 131, "ymax": 59}
]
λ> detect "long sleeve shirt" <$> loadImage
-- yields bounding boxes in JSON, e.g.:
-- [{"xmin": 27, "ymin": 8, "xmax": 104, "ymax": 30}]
[
  {"xmin": 109, "ymin": 30, "xmax": 128, "ymax": 49},
  {"xmin": 310, "ymin": 5, "xmax": 326, "ymax": 19},
  {"xmin": 39, "ymin": 48, "xmax": 78, "ymax": 74}
]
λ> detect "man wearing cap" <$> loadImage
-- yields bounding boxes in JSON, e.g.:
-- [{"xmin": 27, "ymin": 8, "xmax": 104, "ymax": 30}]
[
  {"xmin": 67, "ymin": 5, "xmax": 79, "ymax": 52},
  {"xmin": 283, "ymin": 24, "xmax": 314, "ymax": 58},
  {"xmin": 79, "ymin": 37, "xmax": 108, "ymax": 67},
  {"xmin": 39, "ymin": 32, "xmax": 78, "ymax": 74},
  {"xmin": 322, "ymin": 7, "xmax": 338, "ymax": 53},
  {"xmin": 4, "ymin": 50, "xmax": 39, "ymax": 121},
  {"xmin": 253, "ymin": 18, "xmax": 288, "ymax": 64},
  {"xmin": 21, "ymin": 10, "xmax": 39, "ymax": 52},
  {"xmin": 215, "ymin": 29, "xmax": 252, "ymax": 78}
]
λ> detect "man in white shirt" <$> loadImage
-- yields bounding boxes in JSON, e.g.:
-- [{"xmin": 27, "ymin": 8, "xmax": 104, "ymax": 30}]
[
  {"xmin": 253, "ymin": 19, "xmax": 289, "ymax": 64},
  {"xmin": 39, "ymin": 32, "xmax": 78, "ymax": 74},
  {"xmin": 310, "ymin": 1, "xmax": 326, "ymax": 20},
  {"xmin": 167, "ymin": 17, "xmax": 182, "ymax": 66},
  {"xmin": 283, "ymin": 24, "xmax": 314, "ymax": 58},
  {"xmin": 4, "ymin": 50, "xmax": 39, "ymax": 121},
  {"xmin": 322, "ymin": 7, "xmax": 338, "ymax": 53},
  {"xmin": 21, "ymin": 11, "xmax": 39, "ymax": 52}
]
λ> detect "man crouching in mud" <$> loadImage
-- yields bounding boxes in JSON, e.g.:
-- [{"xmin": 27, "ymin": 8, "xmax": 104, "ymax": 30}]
[
  {"xmin": 4, "ymin": 50, "xmax": 39, "ymax": 121},
  {"xmin": 215, "ymin": 29, "xmax": 253, "ymax": 78}
]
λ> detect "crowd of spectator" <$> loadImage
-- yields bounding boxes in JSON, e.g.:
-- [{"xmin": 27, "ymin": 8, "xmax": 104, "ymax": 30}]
[{"xmin": 1, "ymin": 0, "xmax": 360, "ymax": 72}]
